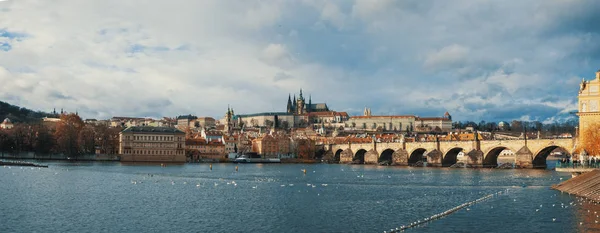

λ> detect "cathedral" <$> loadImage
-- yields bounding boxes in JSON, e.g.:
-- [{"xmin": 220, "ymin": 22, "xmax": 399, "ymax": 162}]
[{"xmin": 286, "ymin": 89, "xmax": 329, "ymax": 115}]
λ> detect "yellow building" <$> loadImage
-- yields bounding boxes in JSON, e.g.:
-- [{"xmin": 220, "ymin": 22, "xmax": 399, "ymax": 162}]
[
  {"xmin": 578, "ymin": 70, "xmax": 600, "ymax": 142},
  {"xmin": 119, "ymin": 126, "xmax": 186, "ymax": 162}
]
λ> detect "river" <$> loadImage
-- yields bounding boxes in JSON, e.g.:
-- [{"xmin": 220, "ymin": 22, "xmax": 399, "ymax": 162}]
[{"xmin": 0, "ymin": 161, "xmax": 595, "ymax": 232}]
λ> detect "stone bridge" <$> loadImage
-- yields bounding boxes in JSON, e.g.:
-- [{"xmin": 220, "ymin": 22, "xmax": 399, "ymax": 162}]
[{"xmin": 325, "ymin": 138, "xmax": 575, "ymax": 168}]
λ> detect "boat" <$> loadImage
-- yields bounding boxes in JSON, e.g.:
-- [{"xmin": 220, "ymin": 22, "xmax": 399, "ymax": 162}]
[{"xmin": 233, "ymin": 154, "xmax": 281, "ymax": 164}]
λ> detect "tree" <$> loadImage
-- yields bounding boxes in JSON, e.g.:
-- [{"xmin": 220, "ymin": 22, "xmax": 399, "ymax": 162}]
[
  {"xmin": 93, "ymin": 125, "xmax": 120, "ymax": 155},
  {"xmin": 264, "ymin": 119, "xmax": 274, "ymax": 128},
  {"xmin": 54, "ymin": 113, "xmax": 84, "ymax": 158},
  {"xmin": 0, "ymin": 130, "xmax": 13, "ymax": 157},
  {"xmin": 511, "ymin": 120, "xmax": 522, "ymax": 132},
  {"xmin": 581, "ymin": 123, "xmax": 600, "ymax": 155},
  {"xmin": 78, "ymin": 125, "xmax": 96, "ymax": 155},
  {"xmin": 280, "ymin": 121, "xmax": 289, "ymax": 129},
  {"xmin": 33, "ymin": 124, "xmax": 54, "ymax": 155},
  {"xmin": 11, "ymin": 124, "xmax": 29, "ymax": 153}
]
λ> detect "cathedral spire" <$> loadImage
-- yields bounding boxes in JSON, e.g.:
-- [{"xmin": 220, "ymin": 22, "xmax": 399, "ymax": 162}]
[
  {"xmin": 308, "ymin": 95, "xmax": 312, "ymax": 113},
  {"xmin": 287, "ymin": 94, "xmax": 293, "ymax": 113},
  {"xmin": 299, "ymin": 88, "xmax": 303, "ymax": 100}
]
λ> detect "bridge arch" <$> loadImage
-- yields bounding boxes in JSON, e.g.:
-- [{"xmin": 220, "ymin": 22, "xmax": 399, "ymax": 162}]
[
  {"xmin": 484, "ymin": 146, "xmax": 517, "ymax": 167},
  {"xmin": 533, "ymin": 146, "xmax": 570, "ymax": 168},
  {"xmin": 443, "ymin": 147, "xmax": 464, "ymax": 167},
  {"xmin": 379, "ymin": 149, "xmax": 394, "ymax": 165},
  {"xmin": 315, "ymin": 148, "xmax": 326, "ymax": 160},
  {"xmin": 408, "ymin": 148, "xmax": 427, "ymax": 165},
  {"xmin": 333, "ymin": 149, "xmax": 343, "ymax": 163},
  {"xmin": 354, "ymin": 149, "xmax": 367, "ymax": 164}
]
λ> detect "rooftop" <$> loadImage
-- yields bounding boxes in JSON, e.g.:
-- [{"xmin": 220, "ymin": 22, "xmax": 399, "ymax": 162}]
[{"xmin": 122, "ymin": 126, "xmax": 184, "ymax": 134}]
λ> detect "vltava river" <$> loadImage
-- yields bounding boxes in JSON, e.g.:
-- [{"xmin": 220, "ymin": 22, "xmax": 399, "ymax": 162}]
[{"xmin": 1, "ymin": 161, "xmax": 595, "ymax": 232}]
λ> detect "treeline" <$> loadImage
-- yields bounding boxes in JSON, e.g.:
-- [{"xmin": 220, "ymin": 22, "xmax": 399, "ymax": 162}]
[
  {"xmin": 0, "ymin": 100, "xmax": 59, "ymax": 123},
  {"xmin": 453, "ymin": 119, "xmax": 578, "ymax": 134},
  {"xmin": 0, "ymin": 113, "xmax": 121, "ymax": 158}
]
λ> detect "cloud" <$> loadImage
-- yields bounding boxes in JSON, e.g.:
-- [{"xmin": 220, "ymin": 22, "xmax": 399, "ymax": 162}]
[
  {"xmin": 0, "ymin": 0, "xmax": 596, "ymax": 123},
  {"xmin": 424, "ymin": 44, "xmax": 470, "ymax": 71}
]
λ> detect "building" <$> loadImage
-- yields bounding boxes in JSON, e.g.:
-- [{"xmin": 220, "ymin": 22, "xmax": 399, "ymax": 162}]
[
  {"xmin": 286, "ymin": 89, "xmax": 329, "ymax": 115},
  {"xmin": 201, "ymin": 128, "xmax": 223, "ymax": 142},
  {"xmin": 307, "ymin": 111, "xmax": 349, "ymax": 124},
  {"xmin": 185, "ymin": 138, "xmax": 225, "ymax": 161},
  {"xmin": 222, "ymin": 135, "xmax": 237, "ymax": 154},
  {"xmin": 177, "ymin": 114, "xmax": 198, "ymax": 129},
  {"xmin": 347, "ymin": 115, "xmax": 415, "ymax": 131},
  {"xmin": 234, "ymin": 112, "xmax": 303, "ymax": 128},
  {"xmin": 252, "ymin": 134, "xmax": 278, "ymax": 158},
  {"xmin": 498, "ymin": 121, "xmax": 509, "ymax": 131},
  {"xmin": 0, "ymin": 118, "xmax": 13, "ymax": 129},
  {"xmin": 345, "ymin": 109, "xmax": 452, "ymax": 132},
  {"xmin": 578, "ymin": 70, "xmax": 600, "ymax": 143},
  {"xmin": 119, "ymin": 126, "xmax": 186, "ymax": 162},
  {"xmin": 415, "ymin": 115, "xmax": 452, "ymax": 132},
  {"xmin": 197, "ymin": 117, "xmax": 216, "ymax": 128}
]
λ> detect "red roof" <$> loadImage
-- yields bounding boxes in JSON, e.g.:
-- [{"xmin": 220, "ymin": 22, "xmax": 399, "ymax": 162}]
[{"xmin": 350, "ymin": 115, "xmax": 415, "ymax": 119}]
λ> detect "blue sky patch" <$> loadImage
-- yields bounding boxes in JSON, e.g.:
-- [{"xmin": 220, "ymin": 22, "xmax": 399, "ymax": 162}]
[
  {"xmin": 0, "ymin": 29, "xmax": 27, "ymax": 40},
  {"xmin": 0, "ymin": 42, "xmax": 11, "ymax": 51}
]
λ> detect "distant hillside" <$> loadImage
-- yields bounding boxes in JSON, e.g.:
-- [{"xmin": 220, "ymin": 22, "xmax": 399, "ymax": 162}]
[{"xmin": 0, "ymin": 101, "xmax": 58, "ymax": 123}]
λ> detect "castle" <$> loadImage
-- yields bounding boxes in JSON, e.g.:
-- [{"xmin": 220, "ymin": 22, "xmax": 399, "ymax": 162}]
[{"xmin": 286, "ymin": 89, "xmax": 329, "ymax": 115}]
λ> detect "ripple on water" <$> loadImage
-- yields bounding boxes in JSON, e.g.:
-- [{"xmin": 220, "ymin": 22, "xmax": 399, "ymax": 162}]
[{"xmin": 0, "ymin": 162, "xmax": 580, "ymax": 232}]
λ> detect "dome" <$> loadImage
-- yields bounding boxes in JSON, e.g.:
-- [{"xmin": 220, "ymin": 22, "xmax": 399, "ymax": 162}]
[{"xmin": 3, "ymin": 118, "xmax": 11, "ymax": 123}]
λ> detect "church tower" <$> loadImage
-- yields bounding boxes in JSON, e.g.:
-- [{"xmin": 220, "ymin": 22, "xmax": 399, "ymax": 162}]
[
  {"xmin": 286, "ymin": 94, "xmax": 293, "ymax": 113},
  {"xmin": 296, "ymin": 89, "xmax": 305, "ymax": 115},
  {"xmin": 225, "ymin": 106, "xmax": 233, "ymax": 134},
  {"xmin": 308, "ymin": 95, "xmax": 312, "ymax": 113}
]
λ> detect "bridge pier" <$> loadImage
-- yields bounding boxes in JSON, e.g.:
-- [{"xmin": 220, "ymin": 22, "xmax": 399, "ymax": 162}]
[
  {"xmin": 466, "ymin": 150, "xmax": 484, "ymax": 168},
  {"xmin": 393, "ymin": 149, "xmax": 409, "ymax": 166},
  {"xmin": 365, "ymin": 150, "xmax": 378, "ymax": 164},
  {"xmin": 515, "ymin": 146, "xmax": 534, "ymax": 168},
  {"xmin": 427, "ymin": 150, "xmax": 443, "ymax": 167},
  {"xmin": 340, "ymin": 149, "xmax": 354, "ymax": 164}
]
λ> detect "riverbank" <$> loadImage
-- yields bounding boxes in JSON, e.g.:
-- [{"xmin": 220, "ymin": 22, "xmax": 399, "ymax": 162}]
[
  {"xmin": 0, "ymin": 160, "xmax": 48, "ymax": 168},
  {"xmin": 0, "ymin": 154, "xmax": 119, "ymax": 162}
]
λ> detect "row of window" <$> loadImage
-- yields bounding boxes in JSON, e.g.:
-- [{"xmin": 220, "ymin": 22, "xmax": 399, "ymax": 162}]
[
  {"xmin": 123, "ymin": 149, "xmax": 184, "ymax": 155},
  {"xmin": 124, "ymin": 135, "xmax": 182, "ymax": 141}
]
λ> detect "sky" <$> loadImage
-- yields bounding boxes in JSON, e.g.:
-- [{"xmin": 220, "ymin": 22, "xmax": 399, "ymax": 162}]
[{"xmin": 0, "ymin": 0, "xmax": 599, "ymax": 123}]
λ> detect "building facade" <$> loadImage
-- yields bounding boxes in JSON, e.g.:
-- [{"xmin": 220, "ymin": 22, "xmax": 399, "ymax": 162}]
[
  {"xmin": 252, "ymin": 134, "xmax": 278, "ymax": 158},
  {"xmin": 119, "ymin": 126, "xmax": 186, "ymax": 162},
  {"xmin": 345, "ymin": 111, "xmax": 452, "ymax": 132},
  {"xmin": 578, "ymin": 70, "xmax": 600, "ymax": 142},
  {"xmin": 177, "ymin": 115, "xmax": 198, "ymax": 129},
  {"xmin": 1, "ymin": 118, "xmax": 13, "ymax": 129}
]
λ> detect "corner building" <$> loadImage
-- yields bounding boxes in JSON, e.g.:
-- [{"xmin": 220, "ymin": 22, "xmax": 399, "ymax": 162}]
[
  {"xmin": 119, "ymin": 126, "xmax": 186, "ymax": 162},
  {"xmin": 578, "ymin": 70, "xmax": 600, "ymax": 142}
]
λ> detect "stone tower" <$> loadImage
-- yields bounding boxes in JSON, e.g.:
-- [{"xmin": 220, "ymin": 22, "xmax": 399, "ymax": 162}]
[
  {"xmin": 225, "ymin": 106, "xmax": 233, "ymax": 134},
  {"xmin": 296, "ymin": 89, "xmax": 305, "ymax": 115},
  {"xmin": 578, "ymin": 69, "xmax": 600, "ymax": 145}
]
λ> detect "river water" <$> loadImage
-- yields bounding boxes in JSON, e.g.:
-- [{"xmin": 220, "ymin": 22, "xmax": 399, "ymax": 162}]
[{"xmin": 1, "ymin": 161, "xmax": 597, "ymax": 233}]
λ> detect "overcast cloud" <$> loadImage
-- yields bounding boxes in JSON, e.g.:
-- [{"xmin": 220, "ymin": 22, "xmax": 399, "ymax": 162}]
[{"xmin": 0, "ymin": 0, "xmax": 598, "ymax": 122}]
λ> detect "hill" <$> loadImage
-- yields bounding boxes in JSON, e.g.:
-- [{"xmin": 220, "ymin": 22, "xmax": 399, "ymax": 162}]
[{"xmin": 0, "ymin": 101, "xmax": 58, "ymax": 123}]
